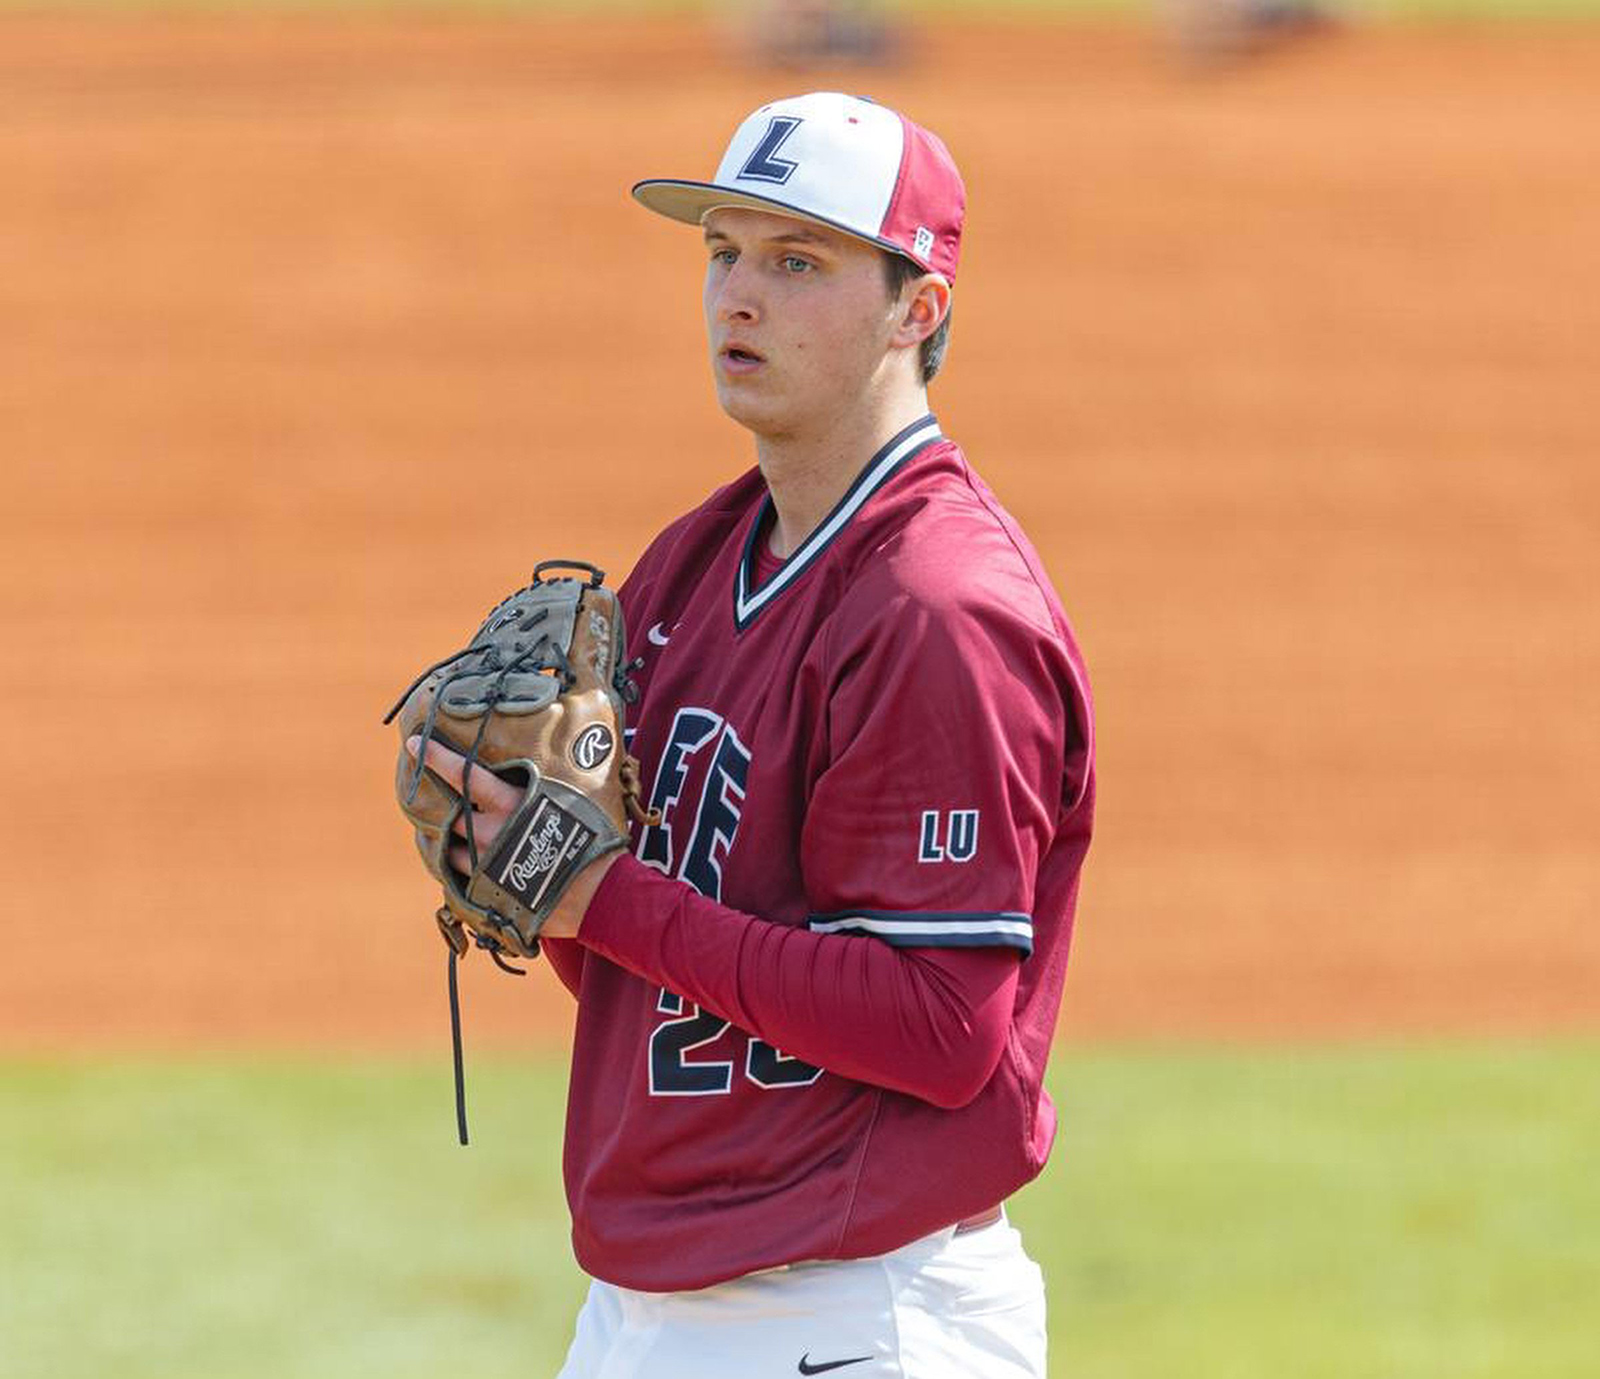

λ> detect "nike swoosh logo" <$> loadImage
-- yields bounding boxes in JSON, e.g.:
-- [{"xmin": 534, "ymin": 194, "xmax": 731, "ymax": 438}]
[
  {"xmin": 797, "ymin": 1356, "xmax": 872, "ymax": 1375},
  {"xmin": 647, "ymin": 622, "xmax": 672, "ymax": 646}
]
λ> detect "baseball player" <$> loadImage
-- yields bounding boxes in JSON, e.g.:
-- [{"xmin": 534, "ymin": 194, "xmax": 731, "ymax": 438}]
[{"xmin": 410, "ymin": 92, "xmax": 1095, "ymax": 1377}]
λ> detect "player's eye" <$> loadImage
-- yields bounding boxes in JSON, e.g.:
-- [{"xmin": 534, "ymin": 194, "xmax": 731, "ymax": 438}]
[
  {"xmin": 780, "ymin": 254, "xmax": 813, "ymax": 274},
  {"xmin": 709, "ymin": 247, "xmax": 737, "ymax": 267}
]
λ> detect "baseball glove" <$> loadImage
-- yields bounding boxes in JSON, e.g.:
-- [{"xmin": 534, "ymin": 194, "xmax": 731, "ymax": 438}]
[{"xmin": 384, "ymin": 561, "xmax": 656, "ymax": 966}]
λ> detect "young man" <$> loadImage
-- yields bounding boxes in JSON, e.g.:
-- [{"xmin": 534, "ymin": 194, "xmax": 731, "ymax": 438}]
[{"xmin": 411, "ymin": 92, "xmax": 1094, "ymax": 1377}]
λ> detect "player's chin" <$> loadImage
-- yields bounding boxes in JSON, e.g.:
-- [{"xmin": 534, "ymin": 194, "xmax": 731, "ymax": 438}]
[{"xmin": 713, "ymin": 379, "xmax": 783, "ymax": 432}]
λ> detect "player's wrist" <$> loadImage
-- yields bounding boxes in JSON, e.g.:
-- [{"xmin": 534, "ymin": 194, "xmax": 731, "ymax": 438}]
[{"xmin": 538, "ymin": 849, "xmax": 625, "ymax": 939}]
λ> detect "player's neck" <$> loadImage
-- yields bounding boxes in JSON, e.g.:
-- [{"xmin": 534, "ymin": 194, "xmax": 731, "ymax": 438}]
[{"xmin": 754, "ymin": 392, "xmax": 931, "ymax": 559}]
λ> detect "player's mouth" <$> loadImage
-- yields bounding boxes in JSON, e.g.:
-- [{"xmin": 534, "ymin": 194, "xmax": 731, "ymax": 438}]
[{"xmin": 719, "ymin": 343, "xmax": 766, "ymax": 375}]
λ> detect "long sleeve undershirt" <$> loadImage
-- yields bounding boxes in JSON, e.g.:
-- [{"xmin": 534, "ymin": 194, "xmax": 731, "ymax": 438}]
[{"xmin": 551, "ymin": 855, "xmax": 1019, "ymax": 1110}]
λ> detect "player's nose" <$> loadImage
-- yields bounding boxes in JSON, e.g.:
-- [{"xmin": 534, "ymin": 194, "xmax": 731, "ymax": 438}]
[{"xmin": 707, "ymin": 258, "xmax": 761, "ymax": 325}]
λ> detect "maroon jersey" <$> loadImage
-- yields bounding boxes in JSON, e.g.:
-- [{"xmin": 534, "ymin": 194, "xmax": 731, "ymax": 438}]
[{"xmin": 548, "ymin": 416, "xmax": 1095, "ymax": 1291}]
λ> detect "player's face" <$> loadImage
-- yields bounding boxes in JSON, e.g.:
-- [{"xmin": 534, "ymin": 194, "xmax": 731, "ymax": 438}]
[{"xmin": 701, "ymin": 208, "xmax": 908, "ymax": 439}]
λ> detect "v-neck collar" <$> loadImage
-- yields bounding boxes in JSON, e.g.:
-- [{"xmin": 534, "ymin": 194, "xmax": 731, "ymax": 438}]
[{"xmin": 732, "ymin": 415, "xmax": 943, "ymax": 631}]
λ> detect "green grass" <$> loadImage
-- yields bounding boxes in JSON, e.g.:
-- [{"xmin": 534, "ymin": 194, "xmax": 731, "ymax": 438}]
[
  {"xmin": 1013, "ymin": 1042, "xmax": 1600, "ymax": 1379},
  {"xmin": 2, "ymin": 1042, "xmax": 1596, "ymax": 1378},
  {"xmin": 0, "ymin": 1058, "xmax": 582, "ymax": 1379}
]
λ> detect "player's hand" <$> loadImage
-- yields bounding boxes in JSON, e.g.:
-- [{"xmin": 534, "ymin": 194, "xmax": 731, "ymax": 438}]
[
  {"xmin": 404, "ymin": 736, "xmax": 613, "ymax": 938},
  {"xmin": 406, "ymin": 735, "xmax": 519, "ymax": 868}
]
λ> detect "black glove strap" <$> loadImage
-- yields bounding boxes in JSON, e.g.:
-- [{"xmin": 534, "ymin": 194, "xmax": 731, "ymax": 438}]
[
  {"xmin": 444, "ymin": 935, "xmax": 527, "ymax": 1148},
  {"xmin": 448, "ymin": 946, "xmax": 470, "ymax": 1147}
]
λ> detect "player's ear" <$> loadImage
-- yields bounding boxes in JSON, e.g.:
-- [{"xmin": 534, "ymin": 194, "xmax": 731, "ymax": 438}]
[{"xmin": 891, "ymin": 274, "xmax": 952, "ymax": 350}]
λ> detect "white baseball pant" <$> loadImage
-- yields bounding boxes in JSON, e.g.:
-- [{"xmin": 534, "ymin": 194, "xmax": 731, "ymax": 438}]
[{"xmin": 554, "ymin": 1210, "xmax": 1047, "ymax": 1379}]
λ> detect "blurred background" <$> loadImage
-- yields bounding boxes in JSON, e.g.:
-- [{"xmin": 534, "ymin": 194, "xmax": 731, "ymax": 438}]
[{"xmin": 2, "ymin": 1, "xmax": 1596, "ymax": 1375}]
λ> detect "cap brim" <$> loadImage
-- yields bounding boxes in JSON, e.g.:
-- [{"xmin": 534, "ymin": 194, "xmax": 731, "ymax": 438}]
[{"xmin": 631, "ymin": 178, "xmax": 929, "ymax": 270}]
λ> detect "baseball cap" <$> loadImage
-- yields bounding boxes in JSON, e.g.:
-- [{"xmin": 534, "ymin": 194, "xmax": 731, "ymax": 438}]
[{"xmin": 632, "ymin": 92, "xmax": 965, "ymax": 281}]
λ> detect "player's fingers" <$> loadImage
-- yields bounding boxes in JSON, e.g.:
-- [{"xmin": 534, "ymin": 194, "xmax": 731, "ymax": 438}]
[
  {"xmin": 406, "ymin": 735, "xmax": 520, "ymax": 812},
  {"xmin": 447, "ymin": 832, "xmax": 507, "ymax": 876},
  {"xmin": 403, "ymin": 735, "xmax": 460, "ymax": 787},
  {"xmin": 451, "ymin": 806, "xmax": 511, "ymax": 851},
  {"xmin": 406, "ymin": 734, "xmax": 467, "ymax": 788}
]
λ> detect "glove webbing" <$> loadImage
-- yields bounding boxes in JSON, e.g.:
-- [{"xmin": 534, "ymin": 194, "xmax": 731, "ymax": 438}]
[
  {"xmin": 379, "ymin": 600, "xmax": 562, "ymax": 730},
  {"xmin": 386, "ymin": 608, "xmax": 568, "ymax": 812}
]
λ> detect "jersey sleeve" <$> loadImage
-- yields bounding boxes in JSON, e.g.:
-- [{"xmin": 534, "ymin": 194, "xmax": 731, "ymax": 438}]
[
  {"xmin": 800, "ymin": 568, "xmax": 1078, "ymax": 957},
  {"xmin": 540, "ymin": 935, "xmax": 586, "ymax": 998},
  {"xmin": 578, "ymin": 859, "xmax": 1021, "ymax": 1108}
]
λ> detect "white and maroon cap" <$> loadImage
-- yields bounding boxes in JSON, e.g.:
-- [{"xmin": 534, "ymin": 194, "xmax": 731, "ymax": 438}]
[{"xmin": 632, "ymin": 91, "xmax": 965, "ymax": 281}]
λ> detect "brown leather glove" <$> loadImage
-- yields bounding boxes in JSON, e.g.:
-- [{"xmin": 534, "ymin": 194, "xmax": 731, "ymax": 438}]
[{"xmin": 385, "ymin": 561, "xmax": 654, "ymax": 963}]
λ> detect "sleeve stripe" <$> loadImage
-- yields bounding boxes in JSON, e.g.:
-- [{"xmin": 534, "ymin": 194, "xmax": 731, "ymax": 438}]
[
  {"xmin": 806, "ymin": 910, "xmax": 1033, "ymax": 954},
  {"xmin": 809, "ymin": 916, "xmax": 1032, "ymax": 938}
]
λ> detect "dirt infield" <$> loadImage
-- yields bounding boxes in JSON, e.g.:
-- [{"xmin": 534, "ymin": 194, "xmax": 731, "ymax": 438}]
[{"xmin": 3, "ymin": 14, "xmax": 1596, "ymax": 1048}]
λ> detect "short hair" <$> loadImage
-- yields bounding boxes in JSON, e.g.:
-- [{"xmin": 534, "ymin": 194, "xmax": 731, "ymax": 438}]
[{"xmin": 883, "ymin": 253, "xmax": 952, "ymax": 384}]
